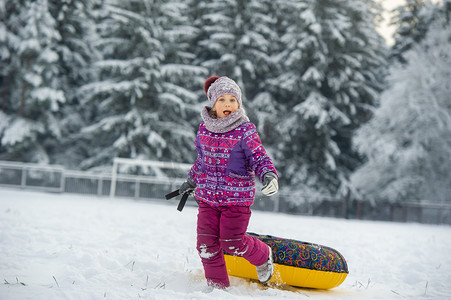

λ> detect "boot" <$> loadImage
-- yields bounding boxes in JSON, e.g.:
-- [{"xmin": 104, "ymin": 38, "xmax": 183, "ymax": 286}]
[{"xmin": 256, "ymin": 246, "xmax": 274, "ymax": 283}]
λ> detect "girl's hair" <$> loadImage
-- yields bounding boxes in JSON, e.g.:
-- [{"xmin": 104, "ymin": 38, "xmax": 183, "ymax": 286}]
[{"xmin": 209, "ymin": 108, "xmax": 217, "ymax": 117}]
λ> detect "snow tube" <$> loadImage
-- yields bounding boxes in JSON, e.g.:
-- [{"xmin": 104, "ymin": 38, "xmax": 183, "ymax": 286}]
[{"xmin": 224, "ymin": 232, "xmax": 348, "ymax": 289}]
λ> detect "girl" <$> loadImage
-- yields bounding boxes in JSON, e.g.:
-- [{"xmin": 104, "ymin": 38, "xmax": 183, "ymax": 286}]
[{"xmin": 179, "ymin": 76, "xmax": 279, "ymax": 289}]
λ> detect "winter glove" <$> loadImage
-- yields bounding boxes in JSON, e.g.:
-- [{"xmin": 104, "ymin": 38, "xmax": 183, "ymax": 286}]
[
  {"xmin": 179, "ymin": 177, "xmax": 196, "ymax": 196},
  {"xmin": 261, "ymin": 172, "xmax": 278, "ymax": 196}
]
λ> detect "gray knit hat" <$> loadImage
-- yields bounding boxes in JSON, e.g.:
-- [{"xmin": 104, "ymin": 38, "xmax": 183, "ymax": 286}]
[{"xmin": 204, "ymin": 76, "xmax": 242, "ymax": 108}]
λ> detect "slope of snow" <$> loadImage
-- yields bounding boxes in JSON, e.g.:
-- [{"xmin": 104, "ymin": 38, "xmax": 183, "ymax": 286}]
[{"xmin": 1, "ymin": 188, "xmax": 450, "ymax": 299}]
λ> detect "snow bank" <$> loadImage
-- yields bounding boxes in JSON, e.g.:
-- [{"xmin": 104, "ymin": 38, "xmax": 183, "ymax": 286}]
[{"xmin": 0, "ymin": 189, "xmax": 450, "ymax": 299}]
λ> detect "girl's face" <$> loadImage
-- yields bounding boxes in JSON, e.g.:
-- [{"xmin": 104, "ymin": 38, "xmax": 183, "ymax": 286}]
[{"xmin": 212, "ymin": 94, "xmax": 239, "ymax": 118}]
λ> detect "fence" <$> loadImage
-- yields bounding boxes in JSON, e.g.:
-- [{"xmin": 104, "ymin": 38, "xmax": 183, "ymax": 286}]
[
  {"xmin": 0, "ymin": 160, "xmax": 450, "ymax": 225},
  {"xmin": 0, "ymin": 160, "xmax": 183, "ymax": 200}
]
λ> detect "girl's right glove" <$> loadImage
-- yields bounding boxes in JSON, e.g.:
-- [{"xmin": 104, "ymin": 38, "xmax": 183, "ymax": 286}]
[
  {"xmin": 261, "ymin": 172, "xmax": 278, "ymax": 196},
  {"xmin": 179, "ymin": 177, "xmax": 196, "ymax": 196}
]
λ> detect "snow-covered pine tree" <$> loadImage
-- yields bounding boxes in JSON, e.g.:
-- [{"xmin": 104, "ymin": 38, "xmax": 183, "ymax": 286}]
[
  {"xmin": 244, "ymin": 0, "xmax": 296, "ymax": 141},
  {"xmin": 77, "ymin": 0, "xmax": 205, "ymax": 172},
  {"xmin": 352, "ymin": 5, "xmax": 451, "ymax": 204},
  {"xmin": 46, "ymin": 0, "xmax": 102, "ymax": 167},
  {"xmin": 75, "ymin": 0, "xmax": 167, "ymax": 171},
  {"xmin": 0, "ymin": 0, "xmax": 65, "ymax": 163},
  {"xmin": 267, "ymin": 0, "xmax": 387, "ymax": 198},
  {"xmin": 390, "ymin": 0, "xmax": 440, "ymax": 63},
  {"xmin": 0, "ymin": 2, "xmax": 12, "ymax": 114},
  {"xmin": 188, "ymin": 0, "xmax": 278, "ymax": 101},
  {"xmin": 158, "ymin": 0, "xmax": 208, "ymax": 163}
]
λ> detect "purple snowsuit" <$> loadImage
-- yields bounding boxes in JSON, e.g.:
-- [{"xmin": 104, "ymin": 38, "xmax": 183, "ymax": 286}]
[{"xmin": 189, "ymin": 120, "xmax": 278, "ymax": 288}]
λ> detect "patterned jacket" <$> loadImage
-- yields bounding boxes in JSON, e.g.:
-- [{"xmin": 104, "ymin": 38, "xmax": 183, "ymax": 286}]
[{"xmin": 189, "ymin": 121, "xmax": 277, "ymax": 206}]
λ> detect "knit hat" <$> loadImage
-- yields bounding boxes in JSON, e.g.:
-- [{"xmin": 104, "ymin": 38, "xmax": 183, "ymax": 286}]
[{"xmin": 204, "ymin": 76, "xmax": 242, "ymax": 108}]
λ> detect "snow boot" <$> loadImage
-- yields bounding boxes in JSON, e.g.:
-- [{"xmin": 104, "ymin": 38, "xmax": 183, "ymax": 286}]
[{"xmin": 256, "ymin": 246, "xmax": 273, "ymax": 283}]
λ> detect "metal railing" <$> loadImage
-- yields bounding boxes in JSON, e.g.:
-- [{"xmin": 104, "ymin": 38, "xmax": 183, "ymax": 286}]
[{"xmin": 0, "ymin": 160, "xmax": 183, "ymax": 200}]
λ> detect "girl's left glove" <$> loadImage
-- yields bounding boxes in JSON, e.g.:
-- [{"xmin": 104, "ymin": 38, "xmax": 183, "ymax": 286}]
[
  {"xmin": 179, "ymin": 177, "xmax": 196, "ymax": 196},
  {"xmin": 261, "ymin": 172, "xmax": 278, "ymax": 196}
]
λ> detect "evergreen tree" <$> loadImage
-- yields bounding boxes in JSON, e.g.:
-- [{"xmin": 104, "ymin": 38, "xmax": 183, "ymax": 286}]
[
  {"xmin": 76, "ymin": 0, "xmax": 164, "ymax": 170},
  {"xmin": 0, "ymin": 0, "xmax": 64, "ymax": 163},
  {"xmin": 352, "ymin": 4, "xmax": 451, "ymax": 203},
  {"xmin": 77, "ymin": 0, "xmax": 205, "ymax": 171},
  {"xmin": 47, "ymin": 0, "xmax": 102, "ymax": 167},
  {"xmin": 266, "ymin": 0, "xmax": 387, "ymax": 198},
  {"xmin": 390, "ymin": 0, "xmax": 439, "ymax": 63},
  {"xmin": 158, "ymin": 0, "xmax": 208, "ymax": 162},
  {"xmin": 189, "ymin": 0, "xmax": 278, "ymax": 101},
  {"xmin": 0, "ymin": 1, "xmax": 12, "ymax": 113}
]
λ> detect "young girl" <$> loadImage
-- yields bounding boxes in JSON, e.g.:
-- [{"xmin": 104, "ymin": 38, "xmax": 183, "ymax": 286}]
[{"xmin": 179, "ymin": 76, "xmax": 279, "ymax": 289}]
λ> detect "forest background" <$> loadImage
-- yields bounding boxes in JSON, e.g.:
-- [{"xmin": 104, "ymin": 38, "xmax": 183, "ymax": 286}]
[{"xmin": 0, "ymin": 0, "xmax": 450, "ymax": 206}]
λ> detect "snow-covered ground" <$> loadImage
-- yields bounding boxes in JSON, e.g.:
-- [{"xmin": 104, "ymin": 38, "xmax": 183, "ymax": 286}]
[{"xmin": 1, "ymin": 188, "xmax": 450, "ymax": 300}]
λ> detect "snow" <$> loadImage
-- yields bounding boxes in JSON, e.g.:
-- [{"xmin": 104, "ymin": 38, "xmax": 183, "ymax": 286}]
[
  {"xmin": 1, "ymin": 189, "xmax": 450, "ymax": 299},
  {"xmin": 0, "ymin": 112, "xmax": 10, "ymax": 134},
  {"xmin": 39, "ymin": 48, "xmax": 59, "ymax": 64},
  {"xmin": 198, "ymin": 244, "xmax": 218, "ymax": 260},
  {"xmin": 31, "ymin": 87, "xmax": 65, "ymax": 111},
  {"xmin": 1, "ymin": 119, "xmax": 43, "ymax": 147}
]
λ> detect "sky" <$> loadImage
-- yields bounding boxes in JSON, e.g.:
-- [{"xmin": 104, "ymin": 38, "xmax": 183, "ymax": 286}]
[{"xmin": 376, "ymin": 0, "xmax": 405, "ymax": 45}]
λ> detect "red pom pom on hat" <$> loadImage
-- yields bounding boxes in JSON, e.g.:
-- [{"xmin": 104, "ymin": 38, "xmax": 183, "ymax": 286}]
[{"xmin": 204, "ymin": 76, "xmax": 220, "ymax": 94}]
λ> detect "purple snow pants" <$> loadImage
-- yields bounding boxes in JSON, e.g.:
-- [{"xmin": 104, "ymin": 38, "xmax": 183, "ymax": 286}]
[{"xmin": 196, "ymin": 201, "xmax": 269, "ymax": 288}]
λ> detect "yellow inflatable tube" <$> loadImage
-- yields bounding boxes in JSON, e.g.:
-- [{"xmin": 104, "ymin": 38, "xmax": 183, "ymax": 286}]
[{"xmin": 224, "ymin": 233, "xmax": 348, "ymax": 289}]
